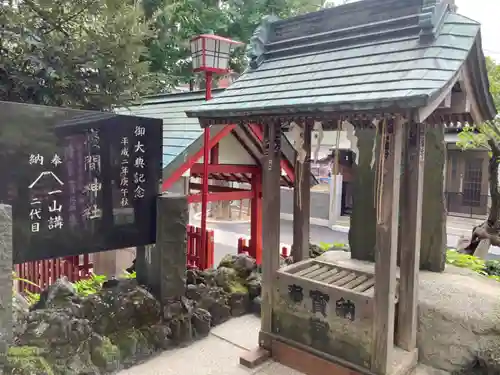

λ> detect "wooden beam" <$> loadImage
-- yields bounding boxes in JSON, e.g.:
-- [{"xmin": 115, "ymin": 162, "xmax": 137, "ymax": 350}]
[
  {"xmin": 459, "ymin": 66, "xmax": 483, "ymax": 124},
  {"xmin": 434, "ymin": 91, "xmax": 471, "ymax": 115},
  {"xmin": 189, "ymin": 183, "xmax": 250, "ymax": 193},
  {"xmin": 438, "ymin": 91, "xmax": 452, "ymax": 108},
  {"xmin": 371, "ymin": 116, "xmax": 404, "ymax": 374},
  {"xmin": 416, "ymin": 73, "xmax": 459, "ymax": 123},
  {"xmin": 162, "ymin": 125, "xmax": 235, "ymax": 191},
  {"xmin": 259, "ymin": 121, "xmax": 282, "ymax": 349},
  {"xmin": 249, "ymin": 123, "xmax": 296, "ymax": 183},
  {"xmin": 397, "ymin": 121, "xmax": 425, "ymax": 351},
  {"xmin": 187, "ymin": 191, "xmax": 253, "ymax": 203},
  {"xmin": 292, "ymin": 121, "xmax": 312, "ymax": 262},
  {"xmin": 190, "ymin": 163, "xmax": 260, "ymax": 175}
]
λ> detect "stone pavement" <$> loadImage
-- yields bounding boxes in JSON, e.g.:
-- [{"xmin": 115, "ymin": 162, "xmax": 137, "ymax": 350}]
[
  {"xmin": 117, "ymin": 313, "xmax": 447, "ymax": 375},
  {"xmin": 117, "ymin": 315, "xmax": 304, "ymax": 375}
]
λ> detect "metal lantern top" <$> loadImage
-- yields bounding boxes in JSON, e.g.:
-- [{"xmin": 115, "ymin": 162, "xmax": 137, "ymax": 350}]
[{"xmin": 190, "ymin": 34, "xmax": 244, "ymax": 74}]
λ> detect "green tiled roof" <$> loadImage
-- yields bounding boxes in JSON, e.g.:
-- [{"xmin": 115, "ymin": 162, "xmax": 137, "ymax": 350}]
[
  {"xmin": 116, "ymin": 90, "xmax": 224, "ymax": 168},
  {"xmin": 186, "ymin": 0, "xmax": 496, "ymax": 121}
]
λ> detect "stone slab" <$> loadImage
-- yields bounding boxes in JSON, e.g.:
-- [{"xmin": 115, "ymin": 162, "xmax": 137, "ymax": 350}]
[
  {"xmin": 157, "ymin": 194, "xmax": 188, "ymax": 304},
  {"xmin": 0, "ymin": 204, "xmax": 12, "ymax": 369},
  {"xmin": 211, "ymin": 315, "xmax": 261, "ymax": 351},
  {"xmin": 117, "ymin": 335, "xmax": 270, "ymax": 375}
]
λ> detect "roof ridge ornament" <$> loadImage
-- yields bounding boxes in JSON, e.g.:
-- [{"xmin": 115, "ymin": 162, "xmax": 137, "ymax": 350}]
[
  {"xmin": 419, "ymin": 0, "xmax": 451, "ymax": 42},
  {"xmin": 247, "ymin": 15, "xmax": 280, "ymax": 70}
]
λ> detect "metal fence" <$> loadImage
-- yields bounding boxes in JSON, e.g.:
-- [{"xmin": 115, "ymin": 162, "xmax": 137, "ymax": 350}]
[{"xmin": 446, "ymin": 192, "xmax": 488, "ymax": 218}]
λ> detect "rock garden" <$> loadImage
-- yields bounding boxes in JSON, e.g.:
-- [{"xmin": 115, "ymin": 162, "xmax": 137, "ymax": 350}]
[{"xmin": 7, "ymin": 244, "xmax": 500, "ymax": 375}]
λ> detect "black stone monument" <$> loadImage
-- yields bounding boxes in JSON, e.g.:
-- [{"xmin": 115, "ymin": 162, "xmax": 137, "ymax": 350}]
[{"xmin": 0, "ymin": 101, "xmax": 162, "ymax": 264}]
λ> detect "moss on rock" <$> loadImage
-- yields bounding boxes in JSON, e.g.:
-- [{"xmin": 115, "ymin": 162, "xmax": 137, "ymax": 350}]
[
  {"xmin": 5, "ymin": 346, "xmax": 54, "ymax": 375},
  {"xmin": 214, "ymin": 266, "xmax": 248, "ymax": 294},
  {"xmin": 90, "ymin": 336, "xmax": 120, "ymax": 372},
  {"xmin": 109, "ymin": 328, "xmax": 152, "ymax": 362}
]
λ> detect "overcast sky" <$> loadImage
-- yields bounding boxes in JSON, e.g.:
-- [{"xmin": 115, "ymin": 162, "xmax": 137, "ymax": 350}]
[{"xmin": 455, "ymin": 0, "xmax": 500, "ymax": 62}]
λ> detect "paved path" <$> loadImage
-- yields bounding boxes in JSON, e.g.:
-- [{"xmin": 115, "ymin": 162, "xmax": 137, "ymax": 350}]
[
  {"xmin": 118, "ymin": 315, "xmax": 303, "ymax": 375},
  {"xmin": 192, "ymin": 217, "xmax": 500, "ymax": 266},
  {"xmin": 121, "ymin": 217, "xmax": 490, "ymax": 374}
]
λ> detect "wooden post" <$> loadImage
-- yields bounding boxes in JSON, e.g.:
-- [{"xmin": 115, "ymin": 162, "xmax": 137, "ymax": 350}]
[
  {"xmin": 259, "ymin": 121, "xmax": 282, "ymax": 349},
  {"xmin": 397, "ymin": 121, "xmax": 425, "ymax": 351},
  {"xmin": 292, "ymin": 120, "xmax": 312, "ymax": 262},
  {"xmin": 251, "ymin": 171, "xmax": 263, "ymax": 265},
  {"xmin": 371, "ymin": 117, "xmax": 404, "ymax": 374},
  {"xmin": 420, "ymin": 124, "xmax": 446, "ymax": 272}
]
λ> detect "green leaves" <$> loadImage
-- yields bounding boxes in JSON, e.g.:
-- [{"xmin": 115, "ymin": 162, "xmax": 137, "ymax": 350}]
[
  {"xmin": 486, "ymin": 57, "xmax": 500, "ymax": 112},
  {"xmin": 1, "ymin": 0, "xmax": 169, "ymax": 110},
  {"xmin": 144, "ymin": 0, "xmax": 319, "ymax": 87}
]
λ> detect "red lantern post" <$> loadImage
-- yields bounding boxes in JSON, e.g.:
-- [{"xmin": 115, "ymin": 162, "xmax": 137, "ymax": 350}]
[{"xmin": 190, "ymin": 34, "xmax": 243, "ymax": 267}]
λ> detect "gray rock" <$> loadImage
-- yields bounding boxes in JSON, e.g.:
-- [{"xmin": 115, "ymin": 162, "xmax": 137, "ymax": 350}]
[
  {"xmin": 417, "ymin": 266, "xmax": 500, "ymax": 373},
  {"xmin": 192, "ymin": 308, "xmax": 212, "ymax": 337},
  {"xmin": 228, "ymin": 293, "xmax": 249, "ymax": 317},
  {"xmin": 81, "ymin": 279, "xmax": 161, "ymax": 336},
  {"xmin": 218, "ymin": 254, "xmax": 256, "ymax": 278},
  {"xmin": 251, "ymin": 296, "xmax": 261, "ymax": 316},
  {"xmin": 246, "ymin": 271, "xmax": 262, "ymax": 300},
  {"xmin": 31, "ymin": 277, "xmax": 77, "ymax": 310},
  {"xmin": 144, "ymin": 324, "xmax": 172, "ymax": 350},
  {"xmin": 168, "ymin": 316, "xmax": 193, "ymax": 344},
  {"xmin": 185, "ymin": 284, "xmax": 230, "ymax": 326}
]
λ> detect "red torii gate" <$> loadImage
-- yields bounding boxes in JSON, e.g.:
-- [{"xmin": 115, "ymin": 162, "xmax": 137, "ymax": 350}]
[{"xmin": 162, "ymin": 123, "xmax": 298, "ymax": 269}]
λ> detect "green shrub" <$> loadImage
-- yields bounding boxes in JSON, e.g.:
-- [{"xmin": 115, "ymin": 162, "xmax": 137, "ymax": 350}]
[
  {"xmin": 311, "ymin": 243, "xmax": 500, "ymax": 283},
  {"xmin": 73, "ymin": 274, "xmax": 107, "ymax": 297},
  {"xmin": 446, "ymin": 250, "xmax": 500, "ymax": 282},
  {"xmin": 446, "ymin": 250, "xmax": 486, "ymax": 273}
]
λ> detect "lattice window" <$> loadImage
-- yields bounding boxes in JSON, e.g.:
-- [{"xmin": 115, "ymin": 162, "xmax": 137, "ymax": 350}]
[{"xmin": 462, "ymin": 158, "xmax": 483, "ymax": 207}]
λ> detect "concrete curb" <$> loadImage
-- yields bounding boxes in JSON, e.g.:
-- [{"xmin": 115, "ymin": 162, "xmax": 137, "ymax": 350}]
[{"xmin": 280, "ymin": 213, "xmax": 476, "ymax": 238}]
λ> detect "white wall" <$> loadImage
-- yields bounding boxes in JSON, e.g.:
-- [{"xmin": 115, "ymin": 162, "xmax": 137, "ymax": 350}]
[{"xmin": 218, "ymin": 133, "xmax": 256, "ymax": 165}]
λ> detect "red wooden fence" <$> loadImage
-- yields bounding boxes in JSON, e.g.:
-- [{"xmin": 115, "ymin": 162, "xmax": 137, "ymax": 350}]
[
  {"xmin": 15, "ymin": 225, "xmax": 216, "ymax": 293},
  {"xmin": 187, "ymin": 224, "xmax": 215, "ymax": 270},
  {"xmin": 15, "ymin": 255, "xmax": 93, "ymax": 293},
  {"xmin": 237, "ymin": 237, "xmax": 289, "ymax": 262}
]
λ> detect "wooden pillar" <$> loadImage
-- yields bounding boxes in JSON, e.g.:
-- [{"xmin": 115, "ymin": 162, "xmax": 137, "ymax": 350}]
[
  {"xmin": 251, "ymin": 170, "xmax": 263, "ymax": 265},
  {"xmin": 372, "ymin": 116, "xmax": 403, "ymax": 374},
  {"xmin": 420, "ymin": 124, "xmax": 446, "ymax": 272},
  {"xmin": 349, "ymin": 126, "xmax": 378, "ymax": 262},
  {"xmin": 397, "ymin": 121, "xmax": 425, "ymax": 351},
  {"xmin": 259, "ymin": 121, "xmax": 282, "ymax": 349},
  {"xmin": 292, "ymin": 120, "xmax": 312, "ymax": 262}
]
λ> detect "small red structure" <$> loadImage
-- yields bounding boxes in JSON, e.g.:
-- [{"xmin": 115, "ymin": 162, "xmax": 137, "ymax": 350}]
[
  {"xmin": 186, "ymin": 224, "xmax": 214, "ymax": 269},
  {"xmin": 15, "ymin": 255, "xmax": 93, "ymax": 293},
  {"xmin": 162, "ymin": 122, "xmax": 301, "ymax": 268}
]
